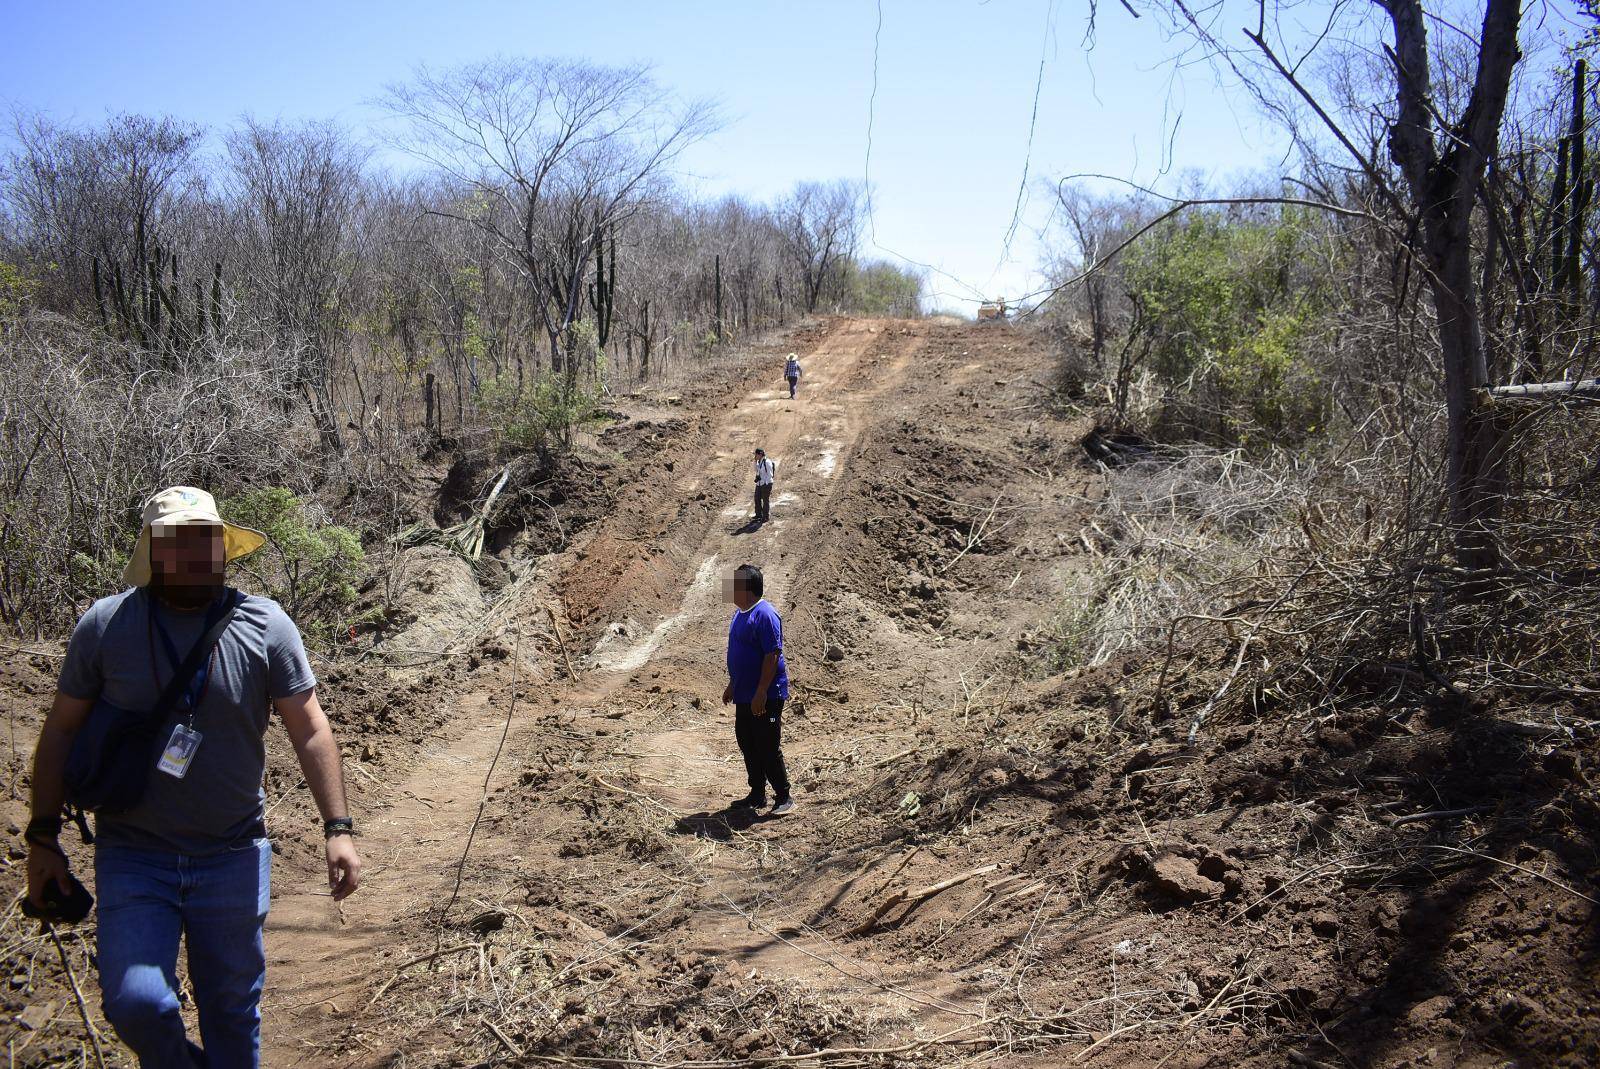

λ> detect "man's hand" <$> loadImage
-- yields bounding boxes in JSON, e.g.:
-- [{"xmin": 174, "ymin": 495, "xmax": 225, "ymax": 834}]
[
  {"xmin": 326, "ymin": 836, "xmax": 362, "ymax": 901},
  {"xmin": 722, "ymin": 684, "xmax": 733, "ymax": 705},
  {"xmin": 752, "ymin": 692, "xmax": 767, "ymax": 717},
  {"xmin": 26, "ymin": 842, "xmax": 70, "ymax": 908},
  {"xmin": 26, "ymin": 692, "xmax": 94, "ymax": 910}
]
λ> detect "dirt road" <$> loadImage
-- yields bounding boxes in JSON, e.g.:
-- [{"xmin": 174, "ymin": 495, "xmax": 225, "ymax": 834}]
[
  {"xmin": 6, "ymin": 316, "xmax": 1591, "ymax": 1068},
  {"xmin": 261, "ymin": 318, "xmax": 1028, "ymax": 1064}
]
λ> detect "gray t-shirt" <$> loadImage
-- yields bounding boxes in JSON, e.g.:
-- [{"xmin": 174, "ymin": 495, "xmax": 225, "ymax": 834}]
[{"xmin": 57, "ymin": 587, "xmax": 316, "ymax": 854}]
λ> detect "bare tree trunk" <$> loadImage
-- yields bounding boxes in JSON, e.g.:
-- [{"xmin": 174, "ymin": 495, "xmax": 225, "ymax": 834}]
[
  {"xmin": 1428, "ymin": 224, "xmax": 1508, "ymax": 565},
  {"xmin": 1381, "ymin": 0, "xmax": 1520, "ymax": 571}
]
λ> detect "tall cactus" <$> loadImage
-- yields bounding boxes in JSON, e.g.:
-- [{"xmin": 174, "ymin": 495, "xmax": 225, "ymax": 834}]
[
  {"xmin": 211, "ymin": 262, "xmax": 224, "ymax": 337},
  {"xmin": 1547, "ymin": 58, "xmax": 1591, "ymax": 317},
  {"xmin": 714, "ymin": 253, "xmax": 723, "ymax": 341},
  {"xmin": 1563, "ymin": 58, "xmax": 1589, "ymax": 303},
  {"xmin": 93, "ymin": 247, "xmax": 226, "ymax": 354},
  {"xmin": 587, "ymin": 218, "xmax": 616, "ymax": 351}
]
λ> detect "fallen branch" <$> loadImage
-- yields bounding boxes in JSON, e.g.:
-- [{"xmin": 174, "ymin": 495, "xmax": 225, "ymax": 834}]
[
  {"xmin": 718, "ymin": 892, "xmax": 984, "ymax": 1018},
  {"xmin": 939, "ymin": 496, "xmax": 1003, "ymax": 575},
  {"xmin": 433, "ymin": 632, "xmax": 521, "ymax": 964},
  {"xmin": 1387, "ymin": 806, "xmax": 1487, "ymax": 828},
  {"xmin": 0, "ymin": 642, "xmax": 62, "ymax": 658},
  {"xmin": 1486, "ymin": 376, "xmax": 1600, "ymax": 401},
  {"xmin": 546, "ymin": 604, "xmax": 578, "ymax": 681},
  {"xmin": 852, "ymin": 863, "xmax": 1001, "ymax": 934},
  {"xmin": 366, "ymin": 942, "xmax": 483, "ymax": 1007},
  {"xmin": 45, "ymin": 923, "xmax": 107, "ymax": 1069},
  {"xmin": 484, "ymin": 1016, "xmax": 525, "ymax": 1057},
  {"xmin": 595, "ymin": 776, "xmax": 681, "ymax": 819},
  {"xmin": 864, "ymin": 745, "xmax": 917, "ymax": 770},
  {"xmin": 1424, "ymin": 845, "xmax": 1598, "ymax": 905}
]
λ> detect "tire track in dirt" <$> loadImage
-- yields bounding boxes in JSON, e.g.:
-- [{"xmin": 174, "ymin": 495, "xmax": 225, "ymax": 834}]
[{"xmin": 543, "ymin": 319, "xmax": 988, "ymax": 1034}]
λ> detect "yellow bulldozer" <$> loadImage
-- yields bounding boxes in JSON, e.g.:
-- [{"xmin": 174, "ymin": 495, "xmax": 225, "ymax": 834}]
[{"xmin": 977, "ymin": 299, "xmax": 1008, "ymax": 322}]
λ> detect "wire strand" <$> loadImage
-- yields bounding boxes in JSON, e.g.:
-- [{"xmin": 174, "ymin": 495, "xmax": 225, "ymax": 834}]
[{"xmin": 995, "ymin": 0, "xmax": 1057, "ymax": 267}]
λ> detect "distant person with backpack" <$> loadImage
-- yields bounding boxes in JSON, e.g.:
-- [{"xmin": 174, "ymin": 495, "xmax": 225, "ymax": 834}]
[
  {"xmin": 721, "ymin": 563, "xmax": 793, "ymax": 814},
  {"xmin": 753, "ymin": 448, "xmax": 775, "ymax": 522},
  {"xmin": 24, "ymin": 487, "xmax": 363, "ymax": 1069},
  {"xmin": 784, "ymin": 353, "xmax": 802, "ymax": 399}
]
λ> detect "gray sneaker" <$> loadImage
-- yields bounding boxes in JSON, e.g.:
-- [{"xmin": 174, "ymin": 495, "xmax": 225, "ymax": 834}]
[{"xmin": 771, "ymin": 798, "xmax": 795, "ymax": 816}]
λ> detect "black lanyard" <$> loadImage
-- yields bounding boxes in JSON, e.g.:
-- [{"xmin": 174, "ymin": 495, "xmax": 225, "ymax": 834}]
[{"xmin": 147, "ymin": 593, "xmax": 227, "ymax": 715}]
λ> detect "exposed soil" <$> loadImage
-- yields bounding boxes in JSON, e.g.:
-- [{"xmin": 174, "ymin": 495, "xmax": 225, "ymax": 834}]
[{"xmin": 0, "ymin": 317, "xmax": 1595, "ymax": 1068}]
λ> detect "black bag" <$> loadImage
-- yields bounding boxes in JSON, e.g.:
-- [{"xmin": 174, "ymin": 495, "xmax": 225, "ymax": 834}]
[
  {"xmin": 63, "ymin": 589, "xmax": 240, "ymax": 814},
  {"xmin": 20, "ymin": 848, "xmax": 94, "ymax": 925}
]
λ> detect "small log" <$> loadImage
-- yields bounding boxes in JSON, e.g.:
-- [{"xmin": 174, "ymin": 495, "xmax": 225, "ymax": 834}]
[
  {"xmin": 483, "ymin": 1017, "xmax": 524, "ymax": 1057},
  {"xmin": 852, "ymin": 863, "xmax": 1002, "ymax": 935},
  {"xmin": 1387, "ymin": 806, "xmax": 1487, "ymax": 828},
  {"xmin": 906, "ymin": 864, "xmax": 1001, "ymax": 901},
  {"xmin": 1486, "ymin": 377, "xmax": 1600, "ymax": 401},
  {"xmin": 546, "ymin": 605, "xmax": 578, "ymax": 681}
]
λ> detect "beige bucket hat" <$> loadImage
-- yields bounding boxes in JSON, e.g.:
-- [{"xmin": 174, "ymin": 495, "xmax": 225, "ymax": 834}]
[{"xmin": 123, "ymin": 486, "xmax": 267, "ymax": 588}]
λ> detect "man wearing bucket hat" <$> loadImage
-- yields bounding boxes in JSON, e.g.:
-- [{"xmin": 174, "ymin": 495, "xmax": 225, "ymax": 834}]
[
  {"xmin": 24, "ymin": 486, "xmax": 362, "ymax": 1068},
  {"xmin": 784, "ymin": 353, "xmax": 802, "ymax": 399}
]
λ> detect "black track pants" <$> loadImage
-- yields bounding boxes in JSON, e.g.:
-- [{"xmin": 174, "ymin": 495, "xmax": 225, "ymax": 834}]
[{"xmin": 734, "ymin": 699, "xmax": 789, "ymax": 801}]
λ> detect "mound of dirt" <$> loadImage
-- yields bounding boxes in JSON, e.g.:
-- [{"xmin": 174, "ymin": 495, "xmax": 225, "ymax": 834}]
[{"xmin": 372, "ymin": 544, "xmax": 485, "ymax": 660}]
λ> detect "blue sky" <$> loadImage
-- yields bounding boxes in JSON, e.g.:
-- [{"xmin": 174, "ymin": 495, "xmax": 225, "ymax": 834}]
[{"xmin": 1, "ymin": 0, "xmax": 1288, "ymax": 312}]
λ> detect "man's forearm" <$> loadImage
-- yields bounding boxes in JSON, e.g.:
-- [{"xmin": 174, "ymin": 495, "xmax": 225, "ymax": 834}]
[
  {"xmin": 294, "ymin": 728, "xmax": 351, "ymax": 821},
  {"xmin": 30, "ymin": 726, "xmax": 73, "ymax": 823},
  {"xmin": 755, "ymin": 652, "xmax": 779, "ymax": 698}
]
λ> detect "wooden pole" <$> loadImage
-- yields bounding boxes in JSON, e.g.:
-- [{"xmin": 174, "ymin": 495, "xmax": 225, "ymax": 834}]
[
  {"xmin": 714, "ymin": 254, "xmax": 723, "ymax": 342},
  {"xmin": 545, "ymin": 604, "xmax": 578, "ymax": 681}
]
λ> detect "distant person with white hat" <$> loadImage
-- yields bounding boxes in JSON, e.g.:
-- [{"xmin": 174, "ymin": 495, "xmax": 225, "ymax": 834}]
[
  {"xmin": 24, "ymin": 486, "xmax": 362, "ymax": 1068},
  {"xmin": 784, "ymin": 353, "xmax": 802, "ymax": 399}
]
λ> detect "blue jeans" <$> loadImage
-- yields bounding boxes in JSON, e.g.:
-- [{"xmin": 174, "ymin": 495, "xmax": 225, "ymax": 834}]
[{"xmin": 94, "ymin": 839, "xmax": 271, "ymax": 1069}]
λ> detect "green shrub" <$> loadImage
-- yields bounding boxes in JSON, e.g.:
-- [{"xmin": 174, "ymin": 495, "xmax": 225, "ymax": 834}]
[
  {"xmin": 837, "ymin": 259, "xmax": 922, "ymax": 316},
  {"xmin": 478, "ymin": 369, "xmax": 607, "ymax": 451},
  {"xmin": 222, "ymin": 487, "xmax": 365, "ymax": 642},
  {"xmin": 0, "ymin": 260, "xmax": 42, "ymax": 319},
  {"xmin": 1123, "ymin": 209, "xmax": 1332, "ymax": 444},
  {"xmin": 479, "ymin": 323, "xmax": 609, "ymax": 450}
]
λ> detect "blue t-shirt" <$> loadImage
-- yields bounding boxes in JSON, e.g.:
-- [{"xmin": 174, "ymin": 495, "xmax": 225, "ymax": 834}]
[{"xmin": 727, "ymin": 599, "xmax": 788, "ymax": 704}]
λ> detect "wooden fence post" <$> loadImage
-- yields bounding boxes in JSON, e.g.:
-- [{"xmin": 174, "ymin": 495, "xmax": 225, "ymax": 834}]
[{"xmin": 714, "ymin": 254, "xmax": 723, "ymax": 342}]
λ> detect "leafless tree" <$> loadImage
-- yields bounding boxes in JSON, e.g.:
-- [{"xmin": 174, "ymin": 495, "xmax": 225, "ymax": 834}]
[
  {"xmin": 1049, "ymin": 185, "xmax": 1152, "ymax": 369},
  {"xmin": 3, "ymin": 112, "xmax": 205, "ymax": 324},
  {"xmin": 776, "ymin": 180, "xmax": 864, "ymax": 312},
  {"xmin": 376, "ymin": 57, "xmax": 719, "ymax": 378},
  {"xmin": 1109, "ymin": 0, "xmax": 1535, "ymax": 571},
  {"xmin": 224, "ymin": 117, "xmax": 370, "ymax": 455}
]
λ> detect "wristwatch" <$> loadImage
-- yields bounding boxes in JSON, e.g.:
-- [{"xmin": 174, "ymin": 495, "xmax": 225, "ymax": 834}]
[
  {"xmin": 324, "ymin": 817, "xmax": 356, "ymax": 838},
  {"xmin": 25, "ymin": 815, "xmax": 63, "ymax": 846}
]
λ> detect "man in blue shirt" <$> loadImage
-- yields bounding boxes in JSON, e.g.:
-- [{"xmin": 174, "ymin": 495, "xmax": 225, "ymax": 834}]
[{"xmin": 721, "ymin": 564, "xmax": 793, "ymax": 814}]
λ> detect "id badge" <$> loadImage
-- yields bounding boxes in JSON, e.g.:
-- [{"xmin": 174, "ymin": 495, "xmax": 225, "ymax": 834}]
[{"xmin": 157, "ymin": 724, "xmax": 203, "ymax": 779}]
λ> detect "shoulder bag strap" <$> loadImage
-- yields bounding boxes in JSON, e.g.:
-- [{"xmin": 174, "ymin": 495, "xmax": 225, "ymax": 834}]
[{"xmin": 147, "ymin": 589, "xmax": 241, "ymax": 727}]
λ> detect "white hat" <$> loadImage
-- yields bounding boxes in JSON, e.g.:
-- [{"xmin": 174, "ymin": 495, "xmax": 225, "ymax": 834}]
[{"xmin": 123, "ymin": 486, "xmax": 267, "ymax": 587}]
